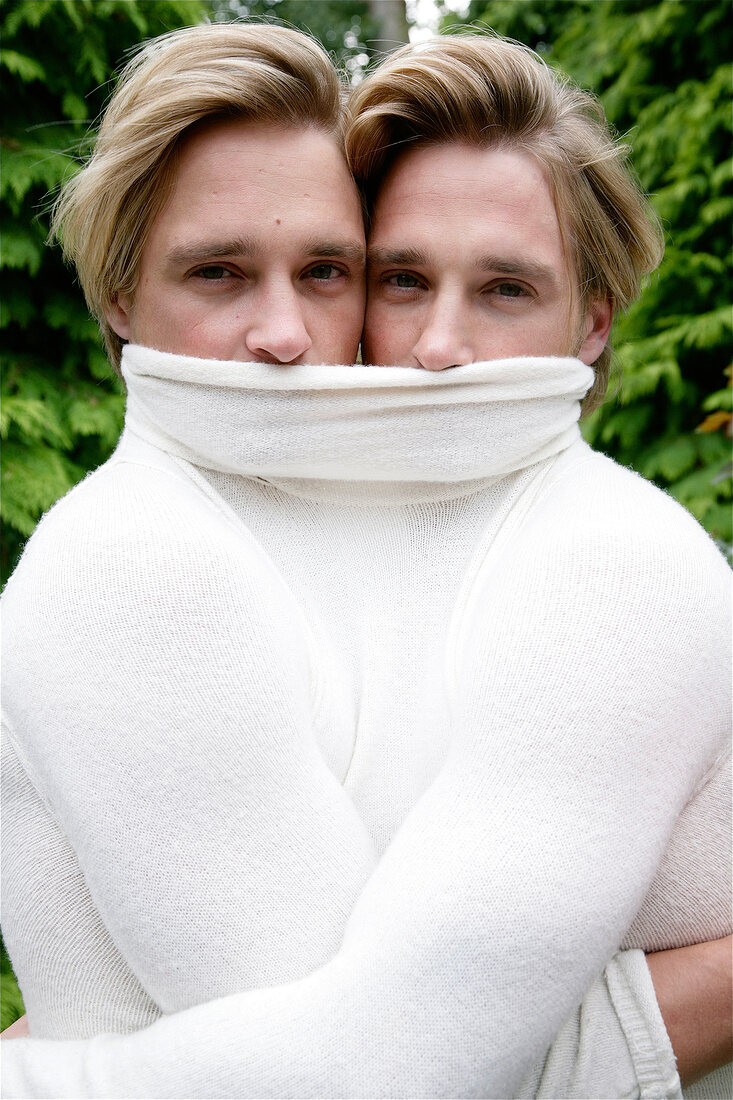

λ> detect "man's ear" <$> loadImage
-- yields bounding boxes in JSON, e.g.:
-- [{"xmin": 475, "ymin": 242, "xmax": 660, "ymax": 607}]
[
  {"xmin": 105, "ymin": 294, "xmax": 133, "ymax": 341},
  {"xmin": 577, "ymin": 298, "xmax": 612, "ymax": 365}
]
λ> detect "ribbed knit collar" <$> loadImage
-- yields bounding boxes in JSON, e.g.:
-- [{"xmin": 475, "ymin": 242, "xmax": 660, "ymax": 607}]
[{"xmin": 121, "ymin": 345, "xmax": 592, "ymax": 501}]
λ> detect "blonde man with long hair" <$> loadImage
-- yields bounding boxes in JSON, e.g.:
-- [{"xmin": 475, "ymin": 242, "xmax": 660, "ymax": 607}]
[{"xmin": 3, "ymin": 26, "xmax": 730, "ymax": 1100}]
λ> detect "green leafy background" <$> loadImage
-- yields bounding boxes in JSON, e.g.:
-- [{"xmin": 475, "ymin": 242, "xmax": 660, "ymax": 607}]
[{"xmin": 1, "ymin": 0, "xmax": 730, "ymax": 1030}]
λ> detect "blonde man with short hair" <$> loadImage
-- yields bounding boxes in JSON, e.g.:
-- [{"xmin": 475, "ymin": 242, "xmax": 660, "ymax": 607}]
[
  {"xmin": 51, "ymin": 21, "xmax": 355, "ymax": 370},
  {"xmin": 3, "ymin": 27, "xmax": 730, "ymax": 1100}
]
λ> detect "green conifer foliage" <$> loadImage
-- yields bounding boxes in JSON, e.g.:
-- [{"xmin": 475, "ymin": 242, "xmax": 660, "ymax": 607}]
[
  {"xmin": 443, "ymin": 0, "xmax": 732, "ymax": 549},
  {"xmin": 1, "ymin": 0, "xmax": 207, "ymax": 584},
  {"xmin": 211, "ymin": 0, "xmax": 381, "ymax": 79},
  {"xmin": 1, "ymin": 938, "xmax": 25, "ymax": 1031}
]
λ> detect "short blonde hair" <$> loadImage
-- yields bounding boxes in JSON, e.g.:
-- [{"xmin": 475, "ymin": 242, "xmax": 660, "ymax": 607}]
[
  {"xmin": 347, "ymin": 34, "xmax": 665, "ymax": 412},
  {"xmin": 52, "ymin": 23, "xmax": 347, "ymax": 370}
]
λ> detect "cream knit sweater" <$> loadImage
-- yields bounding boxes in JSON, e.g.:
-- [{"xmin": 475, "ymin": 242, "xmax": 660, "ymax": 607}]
[{"xmin": 2, "ymin": 347, "xmax": 730, "ymax": 1099}]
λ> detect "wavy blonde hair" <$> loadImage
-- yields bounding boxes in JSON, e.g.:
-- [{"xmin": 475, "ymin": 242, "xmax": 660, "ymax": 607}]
[
  {"xmin": 52, "ymin": 23, "xmax": 347, "ymax": 370},
  {"xmin": 347, "ymin": 34, "xmax": 664, "ymax": 412}
]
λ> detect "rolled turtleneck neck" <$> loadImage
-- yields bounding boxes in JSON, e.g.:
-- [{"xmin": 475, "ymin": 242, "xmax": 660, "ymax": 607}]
[{"xmin": 121, "ymin": 345, "xmax": 593, "ymax": 504}]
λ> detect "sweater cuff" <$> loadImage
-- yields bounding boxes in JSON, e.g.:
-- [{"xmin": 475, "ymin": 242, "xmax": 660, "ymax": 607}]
[{"xmin": 606, "ymin": 948, "xmax": 683, "ymax": 1099}]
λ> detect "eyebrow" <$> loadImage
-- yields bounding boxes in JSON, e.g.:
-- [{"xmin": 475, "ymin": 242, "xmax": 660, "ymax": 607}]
[
  {"xmin": 368, "ymin": 246, "xmax": 560, "ymax": 287},
  {"xmin": 167, "ymin": 236, "xmax": 366, "ymax": 267},
  {"xmin": 367, "ymin": 246, "xmax": 426, "ymax": 268},
  {"xmin": 475, "ymin": 254, "xmax": 559, "ymax": 286},
  {"xmin": 166, "ymin": 237, "xmax": 258, "ymax": 267},
  {"xmin": 303, "ymin": 239, "xmax": 366, "ymax": 265}
]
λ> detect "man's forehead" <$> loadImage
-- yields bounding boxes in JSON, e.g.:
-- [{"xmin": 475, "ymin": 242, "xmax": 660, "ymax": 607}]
[
  {"xmin": 163, "ymin": 121, "xmax": 362, "ymax": 216},
  {"xmin": 140, "ymin": 121, "xmax": 366, "ymax": 269},
  {"xmin": 373, "ymin": 142, "xmax": 560, "ymax": 227},
  {"xmin": 368, "ymin": 142, "xmax": 570, "ymax": 287}
]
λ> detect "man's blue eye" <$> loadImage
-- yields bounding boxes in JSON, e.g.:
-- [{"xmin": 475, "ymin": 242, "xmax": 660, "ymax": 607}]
[{"xmin": 497, "ymin": 283, "xmax": 523, "ymax": 297}]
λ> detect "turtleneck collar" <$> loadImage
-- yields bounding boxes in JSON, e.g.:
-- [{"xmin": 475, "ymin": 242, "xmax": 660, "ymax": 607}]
[{"xmin": 121, "ymin": 345, "xmax": 592, "ymax": 502}]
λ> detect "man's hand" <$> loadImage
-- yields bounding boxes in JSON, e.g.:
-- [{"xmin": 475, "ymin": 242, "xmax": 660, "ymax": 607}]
[
  {"xmin": 1, "ymin": 1015, "xmax": 29, "ymax": 1039},
  {"xmin": 648, "ymin": 934, "xmax": 732, "ymax": 1086}
]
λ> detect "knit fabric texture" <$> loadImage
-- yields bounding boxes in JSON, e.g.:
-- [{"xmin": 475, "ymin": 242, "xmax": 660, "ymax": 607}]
[{"xmin": 2, "ymin": 347, "xmax": 731, "ymax": 1098}]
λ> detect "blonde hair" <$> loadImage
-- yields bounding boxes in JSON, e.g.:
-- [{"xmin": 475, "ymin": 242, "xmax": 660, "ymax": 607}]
[
  {"xmin": 52, "ymin": 23, "xmax": 347, "ymax": 370},
  {"xmin": 347, "ymin": 34, "xmax": 665, "ymax": 412}
]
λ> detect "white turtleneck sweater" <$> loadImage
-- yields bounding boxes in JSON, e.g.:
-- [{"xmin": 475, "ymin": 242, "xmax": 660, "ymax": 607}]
[{"xmin": 2, "ymin": 347, "xmax": 730, "ymax": 1099}]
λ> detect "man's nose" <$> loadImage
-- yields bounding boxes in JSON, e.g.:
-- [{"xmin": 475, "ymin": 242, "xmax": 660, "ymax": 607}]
[
  {"xmin": 412, "ymin": 294, "xmax": 473, "ymax": 372},
  {"xmin": 245, "ymin": 281, "xmax": 313, "ymax": 365}
]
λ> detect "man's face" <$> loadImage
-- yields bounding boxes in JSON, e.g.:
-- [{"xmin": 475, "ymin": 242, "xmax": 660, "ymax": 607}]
[
  {"xmin": 363, "ymin": 143, "xmax": 610, "ymax": 370},
  {"xmin": 107, "ymin": 120, "xmax": 366, "ymax": 365}
]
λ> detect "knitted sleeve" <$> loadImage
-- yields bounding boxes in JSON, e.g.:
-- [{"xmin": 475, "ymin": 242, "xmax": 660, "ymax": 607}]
[
  {"xmin": 622, "ymin": 748, "xmax": 732, "ymax": 951},
  {"xmin": 8, "ymin": 734, "xmax": 721, "ymax": 1099},
  {"xmin": 1, "ymin": 458, "xmax": 376, "ymax": 1025},
  {"xmin": 3, "ymin": 461, "xmax": 730, "ymax": 1098},
  {"xmin": 0, "ymin": 732, "xmax": 161, "ymax": 1039},
  {"xmin": 521, "ymin": 750, "xmax": 731, "ymax": 1100},
  {"xmin": 518, "ymin": 950, "xmax": 682, "ymax": 1099}
]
